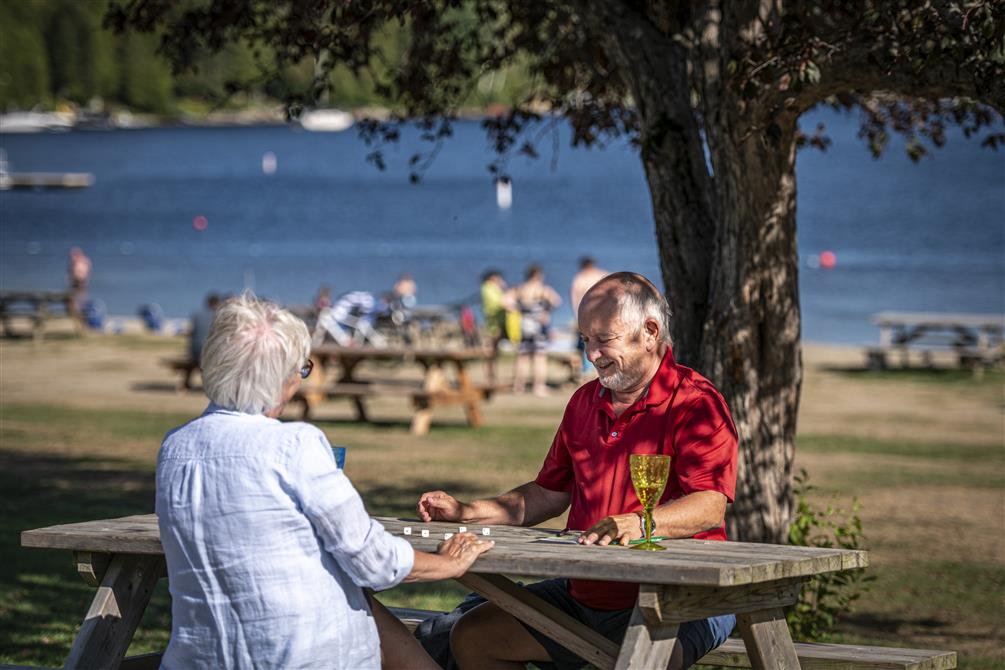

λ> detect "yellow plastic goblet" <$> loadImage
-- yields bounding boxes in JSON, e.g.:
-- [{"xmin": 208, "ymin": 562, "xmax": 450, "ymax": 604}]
[{"xmin": 629, "ymin": 454, "xmax": 670, "ymax": 551}]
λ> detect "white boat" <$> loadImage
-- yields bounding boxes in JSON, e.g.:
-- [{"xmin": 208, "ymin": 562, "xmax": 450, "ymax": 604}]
[
  {"xmin": 299, "ymin": 109, "xmax": 354, "ymax": 132},
  {"xmin": 0, "ymin": 111, "xmax": 74, "ymax": 134}
]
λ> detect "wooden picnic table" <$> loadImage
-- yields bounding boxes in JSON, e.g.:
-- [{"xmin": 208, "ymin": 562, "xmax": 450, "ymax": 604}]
[
  {"xmin": 21, "ymin": 513, "xmax": 871, "ymax": 670},
  {"xmin": 0, "ymin": 290, "xmax": 78, "ymax": 340},
  {"xmin": 867, "ymin": 311, "xmax": 1005, "ymax": 370},
  {"xmin": 301, "ymin": 345, "xmax": 493, "ymax": 435}
]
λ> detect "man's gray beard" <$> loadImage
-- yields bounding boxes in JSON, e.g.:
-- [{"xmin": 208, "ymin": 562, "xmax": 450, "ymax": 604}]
[
  {"xmin": 597, "ymin": 364, "xmax": 643, "ymax": 392},
  {"xmin": 598, "ymin": 369, "xmax": 631, "ymax": 389}
]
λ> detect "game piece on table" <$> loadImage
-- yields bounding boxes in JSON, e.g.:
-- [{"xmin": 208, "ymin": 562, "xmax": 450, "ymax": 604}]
[
  {"xmin": 444, "ymin": 532, "xmax": 454, "ymax": 540},
  {"xmin": 458, "ymin": 526, "xmax": 467, "ymax": 533},
  {"xmin": 421, "ymin": 529, "xmax": 430, "ymax": 538},
  {"xmin": 403, "ymin": 527, "xmax": 412, "ymax": 535},
  {"xmin": 482, "ymin": 527, "xmax": 491, "ymax": 536}
]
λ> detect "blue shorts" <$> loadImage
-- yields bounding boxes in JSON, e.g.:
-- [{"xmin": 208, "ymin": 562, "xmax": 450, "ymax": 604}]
[{"xmin": 414, "ymin": 578, "xmax": 735, "ymax": 670}]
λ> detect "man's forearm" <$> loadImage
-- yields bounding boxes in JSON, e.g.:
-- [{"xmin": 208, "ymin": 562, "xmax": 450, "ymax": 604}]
[
  {"xmin": 460, "ymin": 482, "xmax": 569, "ymax": 527},
  {"xmin": 650, "ymin": 490, "xmax": 727, "ymax": 538}
]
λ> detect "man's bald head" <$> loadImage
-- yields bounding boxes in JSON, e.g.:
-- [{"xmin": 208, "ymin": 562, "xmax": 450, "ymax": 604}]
[{"xmin": 579, "ymin": 272, "xmax": 672, "ymax": 345}]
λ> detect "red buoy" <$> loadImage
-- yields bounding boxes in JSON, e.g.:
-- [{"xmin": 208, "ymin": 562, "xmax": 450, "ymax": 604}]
[
  {"xmin": 820, "ymin": 250, "xmax": 837, "ymax": 269},
  {"xmin": 193, "ymin": 215, "xmax": 208, "ymax": 231}
]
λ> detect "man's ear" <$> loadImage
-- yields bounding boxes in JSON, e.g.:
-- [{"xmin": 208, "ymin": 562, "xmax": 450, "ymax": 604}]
[{"xmin": 644, "ymin": 318, "xmax": 660, "ymax": 349}]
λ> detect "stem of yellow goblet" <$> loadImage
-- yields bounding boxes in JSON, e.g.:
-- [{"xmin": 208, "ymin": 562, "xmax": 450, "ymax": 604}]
[{"xmin": 644, "ymin": 506, "xmax": 654, "ymax": 542}]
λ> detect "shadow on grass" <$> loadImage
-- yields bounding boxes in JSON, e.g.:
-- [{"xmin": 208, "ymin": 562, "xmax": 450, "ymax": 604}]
[
  {"xmin": 130, "ymin": 382, "xmax": 198, "ymax": 394},
  {"xmin": 0, "ymin": 451, "xmax": 168, "ymax": 666},
  {"xmin": 359, "ymin": 480, "xmax": 491, "ymax": 518}
]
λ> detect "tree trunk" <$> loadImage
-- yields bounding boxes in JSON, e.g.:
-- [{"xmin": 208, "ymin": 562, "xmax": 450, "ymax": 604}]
[
  {"xmin": 595, "ymin": 3, "xmax": 803, "ymax": 544},
  {"xmin": 701, "ymin": 120, "xmax": 802, "ymax": 544}
]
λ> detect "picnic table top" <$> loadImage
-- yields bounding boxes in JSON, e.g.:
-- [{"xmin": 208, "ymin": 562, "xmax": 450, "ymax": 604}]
[
  {"xmin": 21, "ymin": 514, "xmax": 867, "ymax": 588},
  {"xmin": 0, "ymin": 290, "xmax": 73, "ymax": 303},
  {"xmin": 871, "ymin": 311, "xmax": 1005, "ymax": 329},
  {"xmin": 311, "ymin": 345, "xmax": 489, "ymax": 362}
]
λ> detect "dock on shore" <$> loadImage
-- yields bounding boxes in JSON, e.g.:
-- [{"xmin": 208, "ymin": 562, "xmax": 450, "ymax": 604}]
[{"xmin": 0, "ymin": 172, "xmax": 95, "ymax": 190}]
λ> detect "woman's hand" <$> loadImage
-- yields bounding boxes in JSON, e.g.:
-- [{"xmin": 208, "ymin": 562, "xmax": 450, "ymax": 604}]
[{"xmin": 437, "ymin": 532, "xmax": 494, "ymax": 577}]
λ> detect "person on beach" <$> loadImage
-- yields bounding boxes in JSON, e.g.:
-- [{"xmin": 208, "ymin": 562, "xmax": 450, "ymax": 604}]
[
  {"xmin": 414, "ymin": 272, "xmax": 738, "ymax": 670},
  {"xmin": 509, "ymin": 264, "xmax": 562, "ymax": 396},
  {"xmin": 67, "ymin": 246, "xmax": 91, "ymax": 313},
  {"xmin": 480, "ymin": 269, "xmax": 508, "ymax": 385},
  {"xmin": 569, "ymin": 256, "xmax": 609, "ymax": 376},
  {"xmin": 157, "ymin": 292, "xmax": 493, "ymax": 669},
  {"xmin": 188, "ymin": 293, "xmax": 220, "ymax": 364}
]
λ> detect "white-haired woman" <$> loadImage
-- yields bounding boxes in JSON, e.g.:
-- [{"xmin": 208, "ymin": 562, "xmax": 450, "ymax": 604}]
[{"xmin": 156, "ymin": 293, "xmax": 493, "ymax": 669}]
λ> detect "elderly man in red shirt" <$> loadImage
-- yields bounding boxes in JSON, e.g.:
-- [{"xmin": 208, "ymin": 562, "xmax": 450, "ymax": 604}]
[{"xmin": 416, "ymin": 272, "xmax": 738, "ymax": 670}]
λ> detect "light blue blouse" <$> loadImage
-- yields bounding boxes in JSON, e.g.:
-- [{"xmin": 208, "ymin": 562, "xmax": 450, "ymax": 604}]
[{"xmin": 156, "ymin": 405, "xmax": 414, "ymax": 669}]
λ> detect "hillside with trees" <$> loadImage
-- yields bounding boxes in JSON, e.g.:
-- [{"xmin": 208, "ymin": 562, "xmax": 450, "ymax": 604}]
[{"xmin": 0, "ymin": 0, "xmax": 532, "ymax": 116}]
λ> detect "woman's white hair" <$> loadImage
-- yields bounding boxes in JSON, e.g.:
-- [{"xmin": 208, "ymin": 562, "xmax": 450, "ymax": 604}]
[{"xmin": 200, "ymin": 291, "xmax": 311, "ymax": 414}]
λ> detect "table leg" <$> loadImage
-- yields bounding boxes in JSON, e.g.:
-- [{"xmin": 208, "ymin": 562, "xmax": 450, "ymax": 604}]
[
  {"xmin": 453, "ymin": 362, "xmax": 482, "ymax": 428},
  {"xmin": 614, "ymin": 591, "xmax": 678, "ymax": 670},
  {"xmin": 735, "ymin": 607, "xmax": 801, "ymax": 670},
  {"xmin": 62, "ymin": 553, "xmax": 165, "ymax": 670}
]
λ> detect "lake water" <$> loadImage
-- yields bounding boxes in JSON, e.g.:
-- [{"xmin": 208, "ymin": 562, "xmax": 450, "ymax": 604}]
[{"xmin": 1, "ymin": 108, "xmax": 1002, "ymax": 344}]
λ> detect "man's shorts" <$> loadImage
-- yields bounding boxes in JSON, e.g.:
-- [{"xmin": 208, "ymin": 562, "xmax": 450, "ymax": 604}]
[{"xmin": 414, "ymin": 578, "xmax": 735, "ymax": 670}]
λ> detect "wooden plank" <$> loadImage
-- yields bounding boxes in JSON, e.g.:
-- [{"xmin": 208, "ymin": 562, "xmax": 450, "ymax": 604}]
[
  {"xmin": 119, "ymin": 652, "xmax": 164, "ymax": 670},
  {"xmin": 457, "ymin": 573, "xmax": 620, "ymax": 670},
  {"xmin": 735, "ymin": 608, "xmax": 801, "ymax": 670},
  {"xmin": 387, "ymin": 606, "xmax": 447, "ymax": 633},
  {"xmin": 647, "ymin": 578, "xmax": 804, "ymax": 624},
  {"xmin": 614, "ymin": 596, "xmax": 678, "ymax": 670},
  {"xmin": 62, "ymin": 554, "xmax": 165, "ymax": 670},
  {"xmin": 698, "ymin": 638, "xmax": 957, "ymax": 670},
  {"xmin": 871, "ymin": 311, "xmax": 1005, "ymax": 329},
  {"xmin": 22, "ymin": 515, "xmax": 867, "ymax": 588},
  {"xmin": 22, "ymin": 516, "xmax": 164, "ymax": 555},
  {"xmin": 74, "ymin": 551, "xmax": 111, "ymax": 587}
]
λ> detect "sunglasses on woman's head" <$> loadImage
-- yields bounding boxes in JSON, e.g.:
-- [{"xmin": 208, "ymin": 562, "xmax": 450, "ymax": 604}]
[{"xmin": 300, "ymin": 359, "xmax": 314, "ymax": 379}]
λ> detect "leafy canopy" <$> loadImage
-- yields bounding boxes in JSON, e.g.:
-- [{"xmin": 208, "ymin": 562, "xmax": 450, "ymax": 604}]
[{"xmin": 104, "ymin": 1, "xmax": 1004, "ymax": 177}]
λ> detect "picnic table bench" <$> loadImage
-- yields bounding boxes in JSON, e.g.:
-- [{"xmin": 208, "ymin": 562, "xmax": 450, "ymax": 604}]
[
  {"xmin": 296, "ymin": 345, "xmax": 496, "ymax": 434},
  {"xmin": 866, "ymin": 311, "xmax": 1005, "ymax": 371},
  {"xmin": 0, "ymin": 290, "xmax": 78, "ymax": 340},
  {"xmin": 18, "ymin": 514, "xmax": 956, "ymax": 670},
  {"xmin": 159, "ymin": 356, "xmax": 200, "ymax": 390}
]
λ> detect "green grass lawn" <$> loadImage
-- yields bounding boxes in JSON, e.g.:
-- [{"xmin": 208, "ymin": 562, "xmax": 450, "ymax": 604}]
[{"xmin": 1, "ymin": 396, "xmax": 1002, "ymax": 667}]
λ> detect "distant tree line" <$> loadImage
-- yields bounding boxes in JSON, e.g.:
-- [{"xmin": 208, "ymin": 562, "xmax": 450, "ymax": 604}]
[{"xmin": 0, "ymin": 0, "xmax": 533, "ymax": 115}]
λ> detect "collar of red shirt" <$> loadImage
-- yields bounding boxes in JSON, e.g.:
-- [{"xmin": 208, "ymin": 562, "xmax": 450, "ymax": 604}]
[{"xmin": 594, "ymin": 347, "xmax": 680, "ymax": 418}]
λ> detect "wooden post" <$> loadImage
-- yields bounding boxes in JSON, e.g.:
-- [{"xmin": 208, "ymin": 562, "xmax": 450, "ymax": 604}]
[
  {"xmin": 614, "ymin": 607, "xmax": 678, "ymax": 670},
  {"xmin": 62, "ymin": 554, "xmax": 165, "ymax": 670},
  {"xmin": 454, "ymin": 361, "xmax": 483, "ymax": 428},
  {"xmin": 735, "ymin": 607, "xmax": 802, "ymax": 670}
]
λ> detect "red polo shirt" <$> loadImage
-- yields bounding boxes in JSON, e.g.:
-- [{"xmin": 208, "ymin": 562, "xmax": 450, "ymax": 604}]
[{"xmin": 534, "ymin": 348, "xmax": 738, "ymax": 610}]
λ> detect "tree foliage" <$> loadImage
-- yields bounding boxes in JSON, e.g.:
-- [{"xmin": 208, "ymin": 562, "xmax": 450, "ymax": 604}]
[{"xmin": 103, "ymin": 1, "xmax": 1003, "ymax": 173}]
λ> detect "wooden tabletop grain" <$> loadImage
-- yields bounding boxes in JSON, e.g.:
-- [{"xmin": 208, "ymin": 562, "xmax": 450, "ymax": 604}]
[{"xmin": 22, "ymin": 514, "xmax": 867, "ymax": 588}]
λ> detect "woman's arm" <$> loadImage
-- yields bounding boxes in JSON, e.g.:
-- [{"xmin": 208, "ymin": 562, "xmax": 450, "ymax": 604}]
[{"xmin": 404, "ymin": 532, "xmax": 494, "ymax": 582}]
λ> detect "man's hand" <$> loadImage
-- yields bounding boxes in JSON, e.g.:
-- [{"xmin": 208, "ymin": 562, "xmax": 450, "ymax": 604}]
[
  {"xmin": 417, "ymin": 490, "xmax": 466, "ymax": 522},
  {"xmin": 579, "ymin": 513, "xmax": 643, "ymax": 546},
  {"xmin": 436, "ymin": 532, "xmax": 494, "ymax": 578}
]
